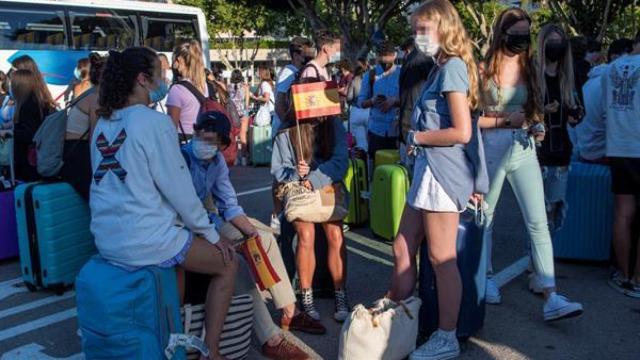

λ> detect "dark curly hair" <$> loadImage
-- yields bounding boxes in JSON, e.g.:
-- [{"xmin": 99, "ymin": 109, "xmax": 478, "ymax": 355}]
[
  {"xmin": 89, "ymin": 52, "xmax": 107, "ymax": 86},
  {"xmin": 97, "ymin": 47, "xmax": 158, "ymax": 119}
]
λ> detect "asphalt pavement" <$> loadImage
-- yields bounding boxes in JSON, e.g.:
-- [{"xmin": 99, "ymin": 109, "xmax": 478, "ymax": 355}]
[{"xmin": 0, "ymin": 166, "xmax": 638, "ymax": 360}]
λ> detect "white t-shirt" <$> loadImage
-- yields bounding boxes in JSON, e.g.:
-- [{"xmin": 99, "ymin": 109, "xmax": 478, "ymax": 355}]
[{"xmin": 259, "ymin": 81, "xmax": 275, "ymax": 113}]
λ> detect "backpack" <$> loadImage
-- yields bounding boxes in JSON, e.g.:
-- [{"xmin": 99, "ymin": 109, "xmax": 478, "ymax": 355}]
[
  {"xmin": 32, "ymin": 89, "xmax": 93, "ymax": 178},
  {"xmin": 176, "ymin": 80, "xmax": 238, "ymax": 167},
  {"xmin": 76, "ymin": 256, "xmax": 207, "ymax": 359}
]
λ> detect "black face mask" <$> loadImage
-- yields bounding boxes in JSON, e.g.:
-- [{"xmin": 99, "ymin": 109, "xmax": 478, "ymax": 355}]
[
  {"xmin": 545, "ymin": 42, "xmax": 567, "ymax": 62},
  {"xmin": 504, "ymin": 34, "xmax": 531, "ymax": 54}
]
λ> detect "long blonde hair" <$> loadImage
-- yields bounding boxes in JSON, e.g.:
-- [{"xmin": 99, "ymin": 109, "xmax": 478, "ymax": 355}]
[
  {"xmin": 173, "ymin": 40, "xmax": 207, "ymax": 94},
  {"xmin": 483, "ymin": 7, "xmax": 543, "ymax": 125},
  {"xmin": 536, "ymin": 24, "xmax": 577, "ymax": 108},
  {"xmin": 411, "ymin": 0, "xmax": 480, "ymax": 110}
]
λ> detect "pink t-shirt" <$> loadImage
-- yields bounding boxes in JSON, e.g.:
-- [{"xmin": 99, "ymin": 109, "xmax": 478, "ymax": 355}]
[
  {"xmin": 300, "ymin": 60, "xmax": 329, "ymax": 81},
  {"xmin": 166, "ymin": 81, "xmax": 209, "ymax": 135}
]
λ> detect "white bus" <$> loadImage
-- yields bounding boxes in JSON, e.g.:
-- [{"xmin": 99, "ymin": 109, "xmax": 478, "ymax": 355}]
[{"xmin": 0, "ymin": 0, "xmax": 210, "ymax": 103}]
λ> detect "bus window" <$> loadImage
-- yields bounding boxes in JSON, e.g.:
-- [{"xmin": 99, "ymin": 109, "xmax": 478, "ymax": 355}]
[
  {"xmin": 0, "ymin": 7, "xmax": 66, "ymax": 50},
  {"xmin": 70, "ymin": 10, "xmax": 137, "ymax": 50},
  {"xmin": 141, "ymin": 14, "xmax": 198, "ymax": 52}
]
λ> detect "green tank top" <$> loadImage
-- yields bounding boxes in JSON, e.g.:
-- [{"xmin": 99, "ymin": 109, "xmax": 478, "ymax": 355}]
[{"xmin": 484, "ymin": 79, "xmax": 527, "ymax": 113}]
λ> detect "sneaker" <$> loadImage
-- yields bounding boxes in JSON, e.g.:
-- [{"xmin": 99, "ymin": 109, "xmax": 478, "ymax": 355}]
[
  {"xmin": 528, "ymin": 273, "xmax": 544, "ymax": 295},
  {"xmin": 624, "ymin": 281, "xmax": 640, "ymax": 298},
  {"xmin": 334, "ymin": 289, "xmax": 350, "ymax": 322},
  {"xmin": 261, "ymin": 337, "xmax": 310, "ymax": 360},
  {"xmin": 300, "ymin": 288, "xmax": 320, "ymax": 321},
  {"xmin": 485, "ymin": 277, "xmax": 502, "ymax": 305},
  {"xmin": 281, "ymin": 311, "xmax": 327, "ymax": 334},
  {"xmin": 543, "ymin": 293, "xmax": 583, "ymax": 322},
  {"xmin": 608, "ymin": 271, "xmax": 629, "ymax": 296},
  {"xmin": 410, "ymin": 329, "xmax": 460, "ymax": 360},
  {"xmin": 270, "ymin": 214, "xmax": 281, "ymax": 235},
  {"xmin": 342, "ymin": 223, "xmax": 350, "ymax": 233}
]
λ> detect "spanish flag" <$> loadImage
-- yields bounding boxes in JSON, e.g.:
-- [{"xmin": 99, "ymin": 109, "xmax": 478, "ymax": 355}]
[
  {"xmin": 291, "ymin": 80, "xmax": 342, "ymax": 120},
  {"xmin": 240, "ymin": 236, "xmax": 281, "ymax": 291}
]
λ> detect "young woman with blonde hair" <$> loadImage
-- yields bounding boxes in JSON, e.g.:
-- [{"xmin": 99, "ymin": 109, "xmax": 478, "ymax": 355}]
[
  {"xmin": 166, "ymin": 39, "xmax": 208, "ymax": 136},
  {"xmin": 479, "ymin": 7, "xmax": 583, "ymax": 322},
  {"xmin": 387, "ymin": 1, "xmax": 488, "ymax": 358}
]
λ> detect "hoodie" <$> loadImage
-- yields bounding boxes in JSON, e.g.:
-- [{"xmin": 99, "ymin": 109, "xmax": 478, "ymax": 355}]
[
  {"xmin": 601, "ymin": 54, "xmax": 640, "ymax": 158},
  {"xmin": 575, "ymin": 64, "xmax": 608, "ymax": 161}
]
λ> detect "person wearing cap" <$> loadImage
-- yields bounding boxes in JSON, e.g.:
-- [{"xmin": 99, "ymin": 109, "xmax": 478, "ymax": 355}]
[{"xmin": 181, "ymin": 111, "xmax": 325, "ymax": 360}]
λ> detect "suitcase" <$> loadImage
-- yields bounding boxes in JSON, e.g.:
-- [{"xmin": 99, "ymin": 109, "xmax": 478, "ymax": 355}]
[
  {"xmin": 0, "ymin": 189, "xmax": 18, "ymax": 260},
  {"xmin": 76, "ymin": 255, "xmax": 188, "ymax": 360},
  {"xmin": 552, "ymin": 162, "xmax": 613, "ymax": 261},
  {"xmin": 344, "ymin": 158, "xmax": 369, "ymax": 226},
  {"xmin": 278, "ymin": 218, "xmax": 334, "ymax": 298},
  {"xmin": 374, "ymin": 149, "xmax": 400, "ymax": 170},
  {"xmin": 370, "ymin": 164, "xmax": 409, "ymax": 241},
  {"xmin": 250, "ymin": 125, "xmax": 272, "ymax": 166},
  {"xmin": 15, "ymin": 182, "xmax": 96, "ymax": 292},
  {"xmin": 418, "ymin": 207, "xmax": 487, "ymax": 339}
]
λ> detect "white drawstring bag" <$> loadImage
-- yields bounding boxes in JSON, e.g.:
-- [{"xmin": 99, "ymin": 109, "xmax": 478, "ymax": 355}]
[{"xmin": 338, "ymin": 297, "xmax": 422, "ymax": 360}]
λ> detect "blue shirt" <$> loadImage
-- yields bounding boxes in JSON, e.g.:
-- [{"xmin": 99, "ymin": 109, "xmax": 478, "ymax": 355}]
[
  {"xmin": 357, "ymin": 65, "xmax": 401, "ymax": 137},
  {"xmin": 182, "ymin": 142, "xmax": 245, "ymax": 229}
]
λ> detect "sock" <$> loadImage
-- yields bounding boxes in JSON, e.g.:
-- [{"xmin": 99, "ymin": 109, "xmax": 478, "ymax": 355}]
[{"xmin": 438, "ymin": 329, "xmax": 456, "ymax": 338}]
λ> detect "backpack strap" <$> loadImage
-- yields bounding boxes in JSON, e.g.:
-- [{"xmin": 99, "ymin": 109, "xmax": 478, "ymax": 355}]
[{"xmin": 174, "ymin": 80, "xmax": 209, "ymax": 143}]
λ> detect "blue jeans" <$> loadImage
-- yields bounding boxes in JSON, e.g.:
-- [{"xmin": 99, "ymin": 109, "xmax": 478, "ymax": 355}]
[
  {"xmin": 482, "ymin": 129, "xmax": 556, "ymax": 288},
  {"xmin": 541, "ymin": 165, "xmax": 569, "ymax": 233}
]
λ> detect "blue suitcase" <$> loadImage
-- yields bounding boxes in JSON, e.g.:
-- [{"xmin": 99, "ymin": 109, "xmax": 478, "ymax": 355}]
[
  {"xmin": 250, "ymin": 125, "xmax": 272, "ymax": 166},
  {"xmin": 76, "ymin": 256, "xmax": 190, "ymax": 360},
  {"xmin": 15, "ymin": 182, "xmax": 96, "ymax": 293},
  {"xmin": 418, "ymin": 207, "xmax": 487, "ymax": 339},
  {"xmin": 552, "ymin": 162, "xmax": 613, "ymax": 261}
]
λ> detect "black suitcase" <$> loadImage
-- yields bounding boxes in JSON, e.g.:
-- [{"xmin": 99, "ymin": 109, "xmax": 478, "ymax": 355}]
[
  {"xmin": 418, "ymin": 208, "xmax": 487, "ymax": 340},
  {"xmin": 278, "ymin": 218, "xmax": 334, "ymax": 298}
]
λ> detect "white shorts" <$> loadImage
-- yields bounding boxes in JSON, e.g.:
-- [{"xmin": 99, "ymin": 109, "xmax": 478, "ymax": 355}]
[{"xmin": 407, "ymin": 154, "xmax": 459, "ymax": 212}]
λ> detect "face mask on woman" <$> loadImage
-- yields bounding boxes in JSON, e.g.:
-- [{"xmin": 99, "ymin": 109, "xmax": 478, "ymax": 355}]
[
  {"xmin": 504, "ymin": 33, "xmax": 531, "ymax": 54},
  {"xmin": 192, "ymin": 138, "xmax": 218, "ymax": 160},
  {"xmin": 545, "ymin": 41, "xmax": 567, "ymax": 62},
  {"xmin": 415, "ymin": 34, "xmax": 440, "ymax": 57},
  {"xmin": 74, "ymin": 67, "xmax": 82, "ymax": 80},
  {"xmin": 142, "ymin": 77, "xmax": 169, "ymax": 104}
]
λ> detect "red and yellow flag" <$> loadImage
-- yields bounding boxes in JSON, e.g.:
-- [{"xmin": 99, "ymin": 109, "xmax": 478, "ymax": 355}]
[
  {"xmin": 291, "ymin": 81, "xmax": 342, "ymax": 120},
  {"xmin": 240, "ymin": 236, "xmax": 281, "ymax": 291}
]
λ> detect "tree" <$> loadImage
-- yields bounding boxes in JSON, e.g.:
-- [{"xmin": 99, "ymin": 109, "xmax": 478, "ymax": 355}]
[{"xmin": 548, "ymin": 0, "xmax": 635, "ymax": 41}]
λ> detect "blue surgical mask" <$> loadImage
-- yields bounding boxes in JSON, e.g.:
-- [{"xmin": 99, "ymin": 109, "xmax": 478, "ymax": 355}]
[
  {"xmin": 147, "ymin": 80, "xmax": 169, "ymax": 104},
  {"xmin": 192, "ymin": 139, "xmax": 218, "ymax": 160},
  {"xmin": 74, "ymin": 67, "xmax": 82, "ymax": 80}
]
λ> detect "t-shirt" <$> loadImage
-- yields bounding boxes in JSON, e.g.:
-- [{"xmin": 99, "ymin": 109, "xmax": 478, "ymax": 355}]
[
  {"xmin": 538, "ymin": 74, "xmax": 573, "ymax": 167},
  {"xmin": 300, "ymin": 60, "xmax": 329, "ymax": 81},
  {"xmin": 228, "ymin": 84, "xmax": 246, "ymax": 115},
  {"xmin": 259, "ymin": 81, "xmax": 275, "ymax": 113},
  {"xmin": 272, "ymin": 64, "xmax": 299, "ymax": 133},
  {"xmin": 166, "ymin": 80, "xmax": 209, "ymax": 135}
]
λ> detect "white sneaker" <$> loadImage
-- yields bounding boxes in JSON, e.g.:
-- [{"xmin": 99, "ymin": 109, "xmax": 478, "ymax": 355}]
[
  {"xmin": 543, "ymin": 293, "xmax": 583, "ymax": 322},
  {"xmin": 270, "ymin": 214, "xmax": 281, "ymax": 234},
  {"xmin": 410, "ymin": 329, "xmax": 460, "ymax": 360},
  {"xmin": 485, "ymin": 277, "xmax": 502, "ymax": 305},
  {"xmin": 528, "ymin": 274, "xmax": 544, "ymax": 295}
]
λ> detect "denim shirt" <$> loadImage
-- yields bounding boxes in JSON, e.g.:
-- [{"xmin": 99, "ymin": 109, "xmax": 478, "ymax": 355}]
[
  {"xmin": 357, "ymin": 66, "xmax": 401, "ymax": 137},
  {"xmin": 182, "ymin": 142, "xmax": 245, "ymax": 228}
]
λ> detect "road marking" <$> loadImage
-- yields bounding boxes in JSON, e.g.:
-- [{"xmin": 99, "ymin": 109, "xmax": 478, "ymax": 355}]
[
  {"xmin": 1, "ymin": 343, "xmax": 84, "ymax": 359},
  {"xmin": 494, "ymin": 256, "xmax": 529, "ymax": 288},
  {"xmin": 236, "ymin": 186, "xmax": 271, "ymax": 197},
  {"xmin": 346, "ymin": 245, "xmax": 393, "ymax": 267},
  {"xmin": 0, "ymin": 292, "xmax": 75, "ymax": 321},
  {"xmin": 0, "ymin": 308, "xmax": 77, "ymax": 342},
  {"xmin": 0, "ymin": 278, "xmax": 27, "ymax": 301}
]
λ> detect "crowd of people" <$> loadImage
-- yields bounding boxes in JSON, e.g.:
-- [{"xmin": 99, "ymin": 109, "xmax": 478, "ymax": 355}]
[{"xmin": 0, "ymin": 0, "xmax": 639, "ymax": 359}]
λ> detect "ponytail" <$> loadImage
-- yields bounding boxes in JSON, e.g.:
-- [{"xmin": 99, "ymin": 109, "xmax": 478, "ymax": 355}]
[
  {"xmin": 173, "ymin": 40, "xmax": 206, "ymax": 94},
  {"xmin": 97, "ymin": 47, "xmax": 158, "ymax": 119}
]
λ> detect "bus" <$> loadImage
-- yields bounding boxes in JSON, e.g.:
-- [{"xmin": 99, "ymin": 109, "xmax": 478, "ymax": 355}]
[{"xmin": 0, "ymin": 0, "xmax": 210, "ymax": 104}]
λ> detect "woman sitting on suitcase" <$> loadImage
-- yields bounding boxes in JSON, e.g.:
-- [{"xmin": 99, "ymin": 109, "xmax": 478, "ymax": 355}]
[
  {"xmin": 181, "ymin": 111, "xmax": 325, "ymax": 360},
  {"xmin": 90, "ymin": 47, "xmax": 236, "ymax": 360},
  {"xmin": 387, "ymin": 1, "xmax": 487, "ymax": 359}
]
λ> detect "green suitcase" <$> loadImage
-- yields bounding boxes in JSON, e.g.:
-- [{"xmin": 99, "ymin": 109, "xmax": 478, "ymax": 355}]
[
  {"xmin": 344, "ymin": 158, "xmax": 369, "ymax": 226},
  {"xmin": 370, "ymin": 164, "xmax": 410, "ymax": 240},
  {"xmin": 374, "ymin": 149, "xmax": 400, "ymax": 170},
  {"xmin": 250, "ymin": 125, "xmax": 272, "ymax": 166}
]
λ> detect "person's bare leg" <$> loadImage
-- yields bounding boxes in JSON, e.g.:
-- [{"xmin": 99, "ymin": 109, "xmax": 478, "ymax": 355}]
[
  {"xmin": 613, "ymin": 194, "xmax": 637, "ymax": 280},
  {"xmin": 424, "ymin": 211, "xmax": 461, "ymax": 331},
  {"xmin": 322, "ymin": 221, "xmax": 346, "ymax": 289},
  {"xmin": 182, "ymin": 236, "xmax": 237, "ymax": 360},
  {"xmin": 388, "ymin": 205, "xmax": 424, "ymax": 301},
  {"xmin": 240, "ymin": 116, "xmax": 249, "ymax": 159},
  {"xmin": 293, "ymin": 221, "xmax": 316, "ymax": 289}
]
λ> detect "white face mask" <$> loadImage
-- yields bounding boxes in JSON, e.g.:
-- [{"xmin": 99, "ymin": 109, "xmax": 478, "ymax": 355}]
[
  {"xmin": 165, "ymin": 69, "xmax": 173, "ymax": 82},
  {"xmin": 329, "ymin": 51, "xmax": 342, "ymax": 64},
  {"xmin": 192, "ymin": 139, "xmax": 218, "ymax": 160},
  {"xmin": 415, "ymin": 34, "xmax": 440, "ymax": 57}
]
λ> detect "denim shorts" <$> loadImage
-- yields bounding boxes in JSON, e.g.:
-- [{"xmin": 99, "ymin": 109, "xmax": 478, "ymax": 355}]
[{"xmin": 158, "ymin": 231, "xmax": 194, "ymax": 268}]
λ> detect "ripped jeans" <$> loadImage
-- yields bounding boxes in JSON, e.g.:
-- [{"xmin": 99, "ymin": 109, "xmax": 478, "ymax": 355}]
[{"xmin": 541, "ymin": 166, "xmax": 570, "ymax": 233}]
